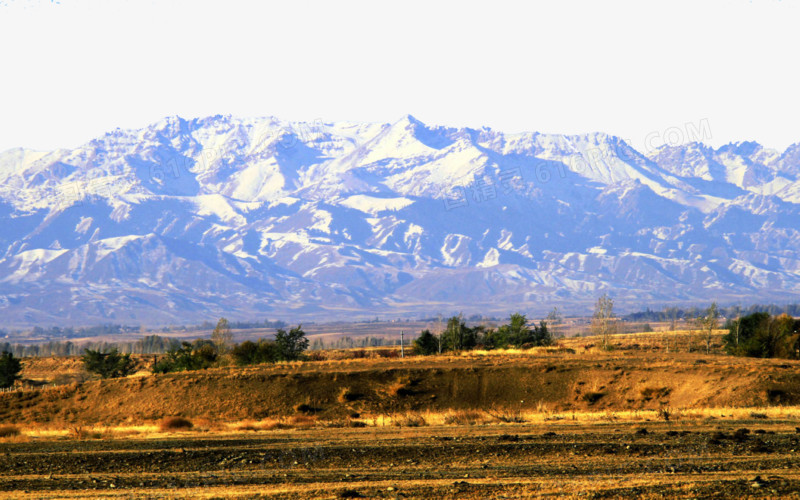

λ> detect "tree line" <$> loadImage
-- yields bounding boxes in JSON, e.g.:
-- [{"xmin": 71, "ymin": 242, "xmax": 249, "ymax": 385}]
[
  {"xmin": 0, "ymin": 335, "xmax": 184, "ymax": 358},
  {"xmin": 624, "ymin": 303, "xmax": 800, "ymax": 323},
  {"xmin": 413, "ymin": 313, "xmax": 552, "ymax": 355},
  {"xmin": 80, "ymin": 319, "xmax": 311, "ymax": 378},
  {"xmin": 723, "ymin": 312, "xmax": 800, "ymax": 359}
]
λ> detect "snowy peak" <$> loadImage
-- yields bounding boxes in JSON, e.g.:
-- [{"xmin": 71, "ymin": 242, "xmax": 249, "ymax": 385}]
[{"xmin": 0, "ymin": 114, "xmax": 799, "ymax": 325}]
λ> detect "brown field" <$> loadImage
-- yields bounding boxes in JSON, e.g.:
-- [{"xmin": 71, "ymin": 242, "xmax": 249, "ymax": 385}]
[{"xmin": 2, "ymin": 331, "xmax": 800, "ymax": 498}]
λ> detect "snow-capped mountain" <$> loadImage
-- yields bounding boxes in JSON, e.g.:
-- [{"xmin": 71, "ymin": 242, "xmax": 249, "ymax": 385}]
[{"xmin": 1, "ymin": 114, "xmax": 799, "ymax": 326}]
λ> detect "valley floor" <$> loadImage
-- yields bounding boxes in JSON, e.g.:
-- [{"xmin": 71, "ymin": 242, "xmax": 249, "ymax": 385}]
[{"xmin": 2, "ymin": 418, "xmax": 800, "ymax": 499}]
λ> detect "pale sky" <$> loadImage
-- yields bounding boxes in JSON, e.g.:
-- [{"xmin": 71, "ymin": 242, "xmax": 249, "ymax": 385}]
[{"xmin": 0, "ymin": 0, "xmax": 797, "ymax": 154}]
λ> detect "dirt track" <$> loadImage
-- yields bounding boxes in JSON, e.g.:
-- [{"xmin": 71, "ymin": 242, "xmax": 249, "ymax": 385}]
[{"xmin": 2, "ymin": 420, "xmax": 800, "ymax": 499}]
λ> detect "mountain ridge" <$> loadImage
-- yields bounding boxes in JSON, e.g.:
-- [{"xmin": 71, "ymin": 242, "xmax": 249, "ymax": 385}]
[{"xmin": 0, "ymin": 115, "xmax": 799, "ymax": 327}]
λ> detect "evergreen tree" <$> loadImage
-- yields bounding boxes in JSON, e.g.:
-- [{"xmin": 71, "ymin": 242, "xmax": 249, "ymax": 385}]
[
  {"xmin": 81, "ymin": 349, "xmax": 136, "ymax": 379},
  {"xmin": 0, "ymin": 351, "xmax": 22, "ymax": 388},
  {"xmin": 413, "ymin": 329, "xmax": 438, "ymax": 355}
]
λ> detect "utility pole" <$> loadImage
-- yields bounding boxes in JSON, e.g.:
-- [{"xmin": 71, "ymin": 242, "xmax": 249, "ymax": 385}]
[{"xmin": 400, "ymin": 330, "xmax": 405, "ymax": 358}]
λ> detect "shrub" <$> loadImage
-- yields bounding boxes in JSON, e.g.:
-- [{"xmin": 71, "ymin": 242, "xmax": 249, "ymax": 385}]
[
  {"xmin": 81, "ymin": 349, "xmax": 135, "ymax": 379},
  {"xmin": 231, "ymin": 340, "xmax": 279, "ymax": 365},
  {"xmin": 159, "ymin": 417, "xmax": 193, "ymax": 431},
  {"xmin": 443, "ymin": 409, "xmax": 486, "ymax": 425},
  {"xmin": 486, "ymin": 406, "xmax": 526, "ymax": 423},
  {"xmin": 0, "ymin": 425, "xmax": 20, "ymax": 437},
  {"xmin": 393, "ymin": 413, "xmax": 426, "ymax": 427},
  {"xmin": 69, "ymin": 426, "xmax": 102, "ymax": 440}
]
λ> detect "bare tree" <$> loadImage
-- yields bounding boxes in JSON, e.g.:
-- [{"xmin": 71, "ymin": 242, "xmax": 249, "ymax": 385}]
[
  {"xmin": 211, "ymin": 317, "xmax": 233, "ymax": 354},
  {"xmin": 700, "ymin": 302, "xmax": 720, "ymax": 354},
  {"xmin": 546, "ymin": 307, "xmax": 563, "ymax": 338},
  {"xmin": 592, "ymin": 293, "xmax": 615, "ymax": 349},
  {"xmin": 731, "ymin": 304, "xmax": 742, "ymax": 347}
]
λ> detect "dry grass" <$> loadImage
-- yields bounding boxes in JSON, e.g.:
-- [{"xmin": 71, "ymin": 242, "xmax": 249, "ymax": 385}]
[
  {"xmin": 287, "ymin": 415, "xmax": 317, "ymax": 428},
  {"xmin": 443, "ymin": 409, "xmax": 491, "ymax": 425},
  {"xmin": 6, "ymin": 341, "xmax": 800, "ymax": 436},
  {"xmin": 393, "ymin": 412, "xmax": 427, "ymax": 427},
  {"xmin": 2, "ymin": 402, "xmax": 798, "ymax": 443},
  {"xmin": 485, "ymin": 405, "xmax": 527, "ymax": 423},
  {"xmin": 68, "ymin": 426, "xmax": 103, "ymax": 440},
  {"xmin": 385, "ymin": 376, "xmax": 418, "ymax": 397},
  {"xmin": 233, "ymin": 420, "xmax": 261, "ymax": 432}
]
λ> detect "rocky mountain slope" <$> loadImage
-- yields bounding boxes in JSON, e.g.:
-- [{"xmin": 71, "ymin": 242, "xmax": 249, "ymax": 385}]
[{"xmin": 1, "ymin": 115, "xmax": 798, "ymax": 326}]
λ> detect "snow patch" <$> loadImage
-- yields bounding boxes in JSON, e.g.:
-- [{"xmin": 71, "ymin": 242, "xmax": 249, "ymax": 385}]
[{"xmin": 340, "ymin": 195, "xmax": 414, "ymax": 215}]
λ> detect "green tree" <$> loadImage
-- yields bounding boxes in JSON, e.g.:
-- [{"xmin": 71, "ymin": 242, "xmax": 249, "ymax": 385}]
[
  {"xmin": 81, "ymin": 349, "xmax": 136, "ymax": 379},
  {"xmin": 724, "ymin": 312, "xmax": 800, "ymax": 358},
  {"xmin": 275, "ymin": 325, "xmax": 309, "ymax": 361},
  {"xmin": 440, "ymin": 315, "xmax": 478, "ymax": 352},
  {"xmin": 413, "ymin": 329, "xmax": 438, "ymax": 355},
  {"xmin": 0, "ymin": 351, "xmax": 22, "ymax": 388},
  {"xmin": 506, "ymin": 313, "xmax": 531, "ymax": 346},
  {"xmin": 490, "ymin": 314, "xmax": 552, "ymax": 348},
  {"xmin": 231, "ymin": 339, "xmax": 279, "ymax": 365},
  {"xmin": 211, "ymin": 317, "xmax": 233, "ymax": 354},
  {"xmin": 532, "ymin": 320, "xmax": 553, "ymax": 346},
  {"xmin": 152, "ymin": 340, "xmax": 219, "ymax": 373}
]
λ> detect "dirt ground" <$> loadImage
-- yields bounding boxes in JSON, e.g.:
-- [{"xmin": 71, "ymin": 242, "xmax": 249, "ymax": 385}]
[
  {"xmin": 2, "ymin": 417, "xmax": 800, "ymax": 499},
  {"xmin": 3, "ymin": 335, "xmax": 800, "ymax": 498},
  {"xmin": 7, "ymin": 344, "xmax": 800, "ymax": 426}
]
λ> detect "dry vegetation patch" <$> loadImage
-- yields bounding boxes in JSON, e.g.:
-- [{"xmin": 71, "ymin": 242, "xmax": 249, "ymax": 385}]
[
  {"xmin": 0, "ymin": 424, "xmax": 21, "ymax": 437},
  {"xmin": 443, "ymin": 409, "xmax": 491, "ymax": 425},
  {"xmin": 158, "ymin": 416, "xmax": 193, "ymax": 431}
]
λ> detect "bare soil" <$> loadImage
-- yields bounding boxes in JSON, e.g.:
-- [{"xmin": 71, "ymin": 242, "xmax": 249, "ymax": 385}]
[
  {"xmin": 4, "ymin": 350, "xmax": 800, "ymax": 425},
  {"xmin": 2, "ymin": 420, "xmax": 800, "ymax": 498}
]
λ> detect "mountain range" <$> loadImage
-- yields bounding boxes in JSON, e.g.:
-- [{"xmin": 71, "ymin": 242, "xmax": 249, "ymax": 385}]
[{"xmin": 1, "ymin": 114, "xmax": 799, "ymax": 326}]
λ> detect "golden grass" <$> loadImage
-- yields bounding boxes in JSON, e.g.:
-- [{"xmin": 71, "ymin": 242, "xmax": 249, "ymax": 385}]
[
  {"xmin": 364, "ymin": 404, "xmax": 800, "ymax": 428},
  {"xmin": 3, "ymin": 402, "xmax": 799, "ymax": 442}
]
